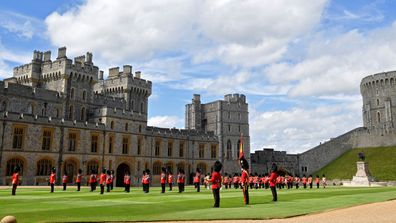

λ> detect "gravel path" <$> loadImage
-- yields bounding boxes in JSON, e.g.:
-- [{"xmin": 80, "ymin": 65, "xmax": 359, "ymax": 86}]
[{"xmin": 153, "ymin": 199, "xmax": 396, "ymax": 223}]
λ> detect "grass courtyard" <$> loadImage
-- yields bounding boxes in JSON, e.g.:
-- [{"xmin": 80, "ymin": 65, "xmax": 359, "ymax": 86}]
[{"xmin": 0, "ymin": 186, "xmax": 395, "ymax": 222}]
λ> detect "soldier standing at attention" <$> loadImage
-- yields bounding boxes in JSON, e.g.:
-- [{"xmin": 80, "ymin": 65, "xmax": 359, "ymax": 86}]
[
  {"xmin": 193, "ymin": 168, "xmax": 201, "ymax": 192},
  {"xmin": 210, "ymin": 161, "xmax": 223, "ymax": 208},
  {"xmin": 124, "ymin": 171, "xmax": 131, "ymax": 193},
  {"xmin": 223, "ymin": 173, "xmax": 229, "ymax": 189},
  {"xmin": 177, "ymin": 169, "xmax": 185, "ymax": 193},
  {"xmin": 315, "ymin": 175, "xmax": 320, "ymax": 188},
  {"xmin": 240, "ymin": 158, "xmax": 250, "ymax": 205},
  {"xmin": 160, "ymin": 167, "xmax": 167, "ymax": 193},
  {"xmin": 76, "ymin": 169, "xmax": 82, "ymax": 191},
  {"xmin": 99, "ymin": 168, "xmax": 106, "ymax": 195},
  {"xmin": 269, "ymin": 163, "xmax": 278, "ymax": 202},
  {"xmin": 89, "ymin": 170, "xmax": 97, "ymax": 192},
  {"xmin": 308, "ymin": 175, "xmax": 313, "ymax": 189},
  {"xmin": 106, "ymin": 170, "xmax": 112, "ymax": 192},
  {"xmin": 11, "ymin": 166, "xmax": 20, "ymax": 196},
  {"xmin": 62, "ymin": 172, "xmax": 68, "ymax": 191},
  {"xmin": 110, "ymin": 170, "xmax": 114, "ymax": 190},
  {"xmin": 142, "ymin": 170, "xmax": 150, "ymax": 193},
  {"xmin": 167, "ymin": 171, "xmax": 173, "ymax": 191},
  {"xmin": 49, "ymin": 168, "xmax": 56, "ymax": 193},
  {"xmin": 302, "ymin": 175, "xmax": 307, "ymax": 189}
]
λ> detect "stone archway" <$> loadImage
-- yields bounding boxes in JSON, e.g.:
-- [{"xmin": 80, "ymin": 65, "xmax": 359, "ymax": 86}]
[
  {"xmin": 116, "ymin": 163, "xmax": 130, "ymax": 187},
  {"xmin": 63, "ymin": 159, "xmax": 77, "ymax": 183}
]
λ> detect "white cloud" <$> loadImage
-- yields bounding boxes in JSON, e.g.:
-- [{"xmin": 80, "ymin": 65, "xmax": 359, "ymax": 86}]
[
  {"xmin": 0, "ymin": 10, "xmax": 44, "ymax": 39},
  {"xmin": 0, "ymin": 43, "xmax": 32, "ymax": 79},
  {"xmin": 249, "ymin": 100, "xmax": 362, "ymax": 153},
  {"xmin": 148, "ymin": 115, "xmax": 183, "ymax": 128}
]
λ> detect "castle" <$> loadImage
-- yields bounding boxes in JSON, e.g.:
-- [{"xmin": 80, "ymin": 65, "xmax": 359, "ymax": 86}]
[
  {"xmin": 0, "ymin": 47, "xmax": 249, "ymax": 186},
  {"xmin": 252, "ymin": 71, "xmax": 396, "ymax": 177}
]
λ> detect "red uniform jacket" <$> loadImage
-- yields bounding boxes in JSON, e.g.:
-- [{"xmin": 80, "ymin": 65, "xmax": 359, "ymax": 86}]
[
  {"xmin": 142, "ymin": 175, "xmax": 150, "ymax": 184},
  {"xmin": 124, "ymin": 175, "xmax": 131, "ymax": 185},
  {"xmin": 160, "ymin": 173, "xmax": 166, "ymax": 184},
  {"xmin": 12, "ymin": 173, "xmax": 19, "ymax": 185},
  {"xmin": 210, "ymin": 171, "xmax": 222, "ymax": 189},
  {"xmin": 106, "ymin": 175, "xmax": 112, "ymax": 184},
  {"xmin": 62, "ymin": 175, "xmax": 68, "ymax": 184},
  {"xmin": 315, "ymin": 177, "xmax": 320, "ymax": 184},
  {"xmin": 168, "ymin": 174, "xmax": 173, "ymax": 184},
  {"xmin": 193, "ymin": 173, "xmax": 200, "ymax": 183},
  {"xmin": 177, "ymin": 173, "xmax": 185, "ymax": 184},
  {"xmin": 233, "ymin": 176, "xmax": 238, "ymax": 183},
  {"xmin": 241, "ymin": 170, "xmax": 249, "ymax": 186},
  {"xmin": 308, "ymin": 177, "xmax": 313, "ymax": 184},
  {"xmin": 269, "ymin": 172, "xmax": 278, "ymax": 187},
  {"xmin": 100, "ymin": 173, "xmax": 106, "ymax": 185},
  {"xmin": 49, "ymin": 173, "xmax": 56, "ymax": 184},
  {"xmin": 76, "ymin": 174, "xmax": 82, "ymax": 183},
  {"xmin": 90, "ymin": 174, "xmax": 97, "ymax": 183},
  {"xmin": 302, "ymin": 177, "xmax": 307, "ymax": 184}
]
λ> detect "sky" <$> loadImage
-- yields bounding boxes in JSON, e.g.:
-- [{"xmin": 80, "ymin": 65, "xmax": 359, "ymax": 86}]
[{"xmin": 1, "ymin": 0, "xmax": 396, "ymax": 154}]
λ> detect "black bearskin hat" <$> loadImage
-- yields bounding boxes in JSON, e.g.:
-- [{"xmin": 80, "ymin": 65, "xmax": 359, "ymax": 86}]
[
  {"xmin": 13, "ymin": 165, "xmax": 20, "ymax": 173},
  {"xmin": 51, "ymin": 167, "xmax": 56, "ymax": 173},
  {"xmin": 102, "ymin": 168, "xmax": 107, "ymax": 174},
  {"xmin": 78, "ymin": 169, "xmax": 82, "ymax": 174},
  {"xmin": 145, "ymin": 169, "xmax": 151, "ymax": 175},
  {"xmin": 240, "ymin": 157, "xmax": 249, "ymax": 170},
  {"xmin": 162, "ymin": 167, "xmax": 167, "ymax": 173},
  {"xmin": 107, "ymin": 170, "xmax": 111, "ymax": 175},
  {"xmin": 196, "ymin": 168, "xmax": 201, "ymax": 173},
  {"xmin": 213, "ymin": 160, "xmax": 222, "ymax": 172}
]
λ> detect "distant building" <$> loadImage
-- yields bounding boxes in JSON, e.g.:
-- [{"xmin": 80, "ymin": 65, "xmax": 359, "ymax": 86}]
[{"xmin": 250, "ymin": 148, "xmax": 298, "ymax": 175}]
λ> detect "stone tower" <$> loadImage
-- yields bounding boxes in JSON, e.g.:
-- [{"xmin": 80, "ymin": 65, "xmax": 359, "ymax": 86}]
[{"xmin": 185, "ymin": 93, "xmax": 250, "ymax": 174}]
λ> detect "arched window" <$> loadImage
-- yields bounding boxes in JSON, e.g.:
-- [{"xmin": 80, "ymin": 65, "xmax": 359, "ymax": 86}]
[
  {"xmin": 1, "ymin": 101, "xmax": 7, "ymax": 111},
  {"xmin": 56, "ymin": 109, "xmax": 60, "ymax": 118},
  {"xmin": 82, "ymin": 90, "xmax": 87, "ymax": 101},
  {"xmin": 153, "ymin": 161, "xmax": 162, "ymax": 175},
  {"xmin": 377, "ymin": 99, "xmax": 380, "ymax": 106},
  {"xmin": 140, "ymin": 102, "xmax": 144, "ymax": 113},
  {"xmin": 70, "ymin": 88, "xmax": 75, "ymax": 99},
  {"xmin": 36, "ymin": 159, "xmax": 52, "ymax": 176},
  {"xmin": 87, "ymin": 160, "xmax": 99, "ymax": 175},
  {"xmin": 226, "ymin": 140, "xmax": 232, "ymax": 159},
  {"xmin": 110, "ymin": 121, "xmax": 114, "ymax": 130},
  {"xmin": 69, "ymin": 105, "xmax": 74, "ymax": 120},
  {"xmin": 125, "ymin": 123, "xmax": 128, "ymax": 131},
  {"xmin": 27, "ymin": 103, "xmax": 34, "ymax": 114},
  {"xmin": 80, "ymin": 107, "xmax": 86, "ymax": 121},
  {"xmin": 377, "ymin": 112, "xmax": 381, "ymax": 123},
  {"xmin": 6, "ymin": 158, "xmax": 24, "ymax": 176}
]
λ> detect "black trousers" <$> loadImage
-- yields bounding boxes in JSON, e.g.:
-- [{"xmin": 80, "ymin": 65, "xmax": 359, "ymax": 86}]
[
  {"xmin": 178, "ymin": 183, "xmax": 184, "ymax": 193},
  {"xmin": 303, "ymin": 183, "xmax": 307, "ymax": 189},
  {"xmin": 317, "ymin": 183, "xmax": 320, "ymax": 188},
  {"xmin": 243, "ymin": 186, "xmax": 249, "ymax": 205},
  {"xmin": 107, "ymin": 183, "xmax": 111, "ymax": 192},
  {"xmin": 195, "ymin": 182, "xmax": 200, "ymax": 192},
  {"xmin": 143, "ymin": 183, "xmax": 149, "ymax": 193},
  {"xmin": 169, "ymin": 183, "xmax": 172, "ymax": 191},
  {"xmin": 295, "ymin": 183, "xmax": 299, "ymax": 189},
  {"xmin": 234, "ymin": 183, "xmax": 238, "ymax": 189},
  {"xmin": 212, "ymin": 188, "xmax": 220, "ymax": 207},
  {"xmin": 77, "ymin": 182, "xmax": 81, "ymax": 191},
  {"xmin": 12, "ymin": 184, "xmax": 17, "ymax": 195},
  {"xmin": 270, "ymin": 186, "xmax": 277, "ymax": 201},
  {"xmin": 100, "ymin": 184, "xmax": 105, "ymax": 194},
  {"xmin": 309, "ymin": 183, "xmax": 313, "ymax": 189},
  {"xmin": 111, "ymin": 181, "xmax": 114, "ymax": 190},
  {"xmin": 161, "ymin": 183, "xmax": 165, "ymax": 193},
  {"xmin": 125, "ymin": 184, "xmax": 130, "ymax": 192},
  {"xmin": 50, "ymin": 183, "xmax": 54, "ymax": 193},
  {"xmin": 63, "ymin": 183, "xmax": 67, "ymax": 191},
  {"xmin": 90, "ymin": 182, "xmax": 95, "ymax": 191}
]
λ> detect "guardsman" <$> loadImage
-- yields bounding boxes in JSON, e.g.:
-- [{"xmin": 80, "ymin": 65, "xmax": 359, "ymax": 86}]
[
  {"xmin": 210, "ymin": 160, "xmax": 222, "ymax": 208},
  {"xmin": 204, "ymin": 173, "xmax": 210, "ymax": 189},
  {"xmin": 110, "ymin": 170, "xmax": 114, "ymax": 190},
  {"xmin": 49, "ymin": 167, "xmax": 56, "ymax": 193},
  {"xmin": 62, "ymin": 172, "xmax": 68, "ymax": 191},
  {"xmin": 308, "ymin": 175, "xmax": 313, "ymax": 189},
  {"xmin": 240, "ymin": 157, "xmax": 250, "ymax": 205},
  {"xmin": 223, "ymin": 173, "xmax": 229, "ymax": 189},
  {"xmin": 233, "ymin": 173, "xmax": 238, "ymax": 189},
  {"xmin": 302, "ymin": 175, "xmax": 307, "ymax": 189},
  {"xmin": 89, "ymin": 170, "xmax": 97, "ymax": 192},
  {"xmin": 269, "ymin": 163, "xmax": 278, "ymax": 202},
  {"xmin": 194, "ymin": 168, "xmax": 201, "ymax": 192},
  {"xmin": 142, "ymin": 169, "xmax": 151, "ymax": 193},
  {"xmin": 249, "ymin": 174, "xmax": 253, "ymax": 189},
  {"xmin": 264, "ymin": 173, "xmax": 270, "ymax": 189},
  {"xmin": 322, "ymin": 174, "xmax": 327, "ymax": 188},
  {"xmin": 167, "ymin": 171, "xmax": 173, "ymax": 191},
  {"xmin": 76, "ymin": 169, "xmax": 82, "ymax": 191},
  {"xmin": 11, "ymin": 166, "xmax": 20, "ymax": 195},
  {"xmin": 99, "ymin": 168, "xmax": 106, "ymax": 194},
  {"xmin": 253, "ymin": 173, "xmax": 259, "ymax": 189},
  {"xmin": 160, "ymin": 167, "xmax": 166, "ymax": 193},
  {"xmin": 228, "ymin": 174, "xmax": 232, "ymax": 189},
  {"xmin": 124, "ymin": 171, "xmax": 131, "ymax": 193},
  {"xmin": 177, "ymin": 169, "xmax": 185, "ymax": 193},
  {"xmin": 295, "ymin": 175, "xmax": 300, "ymax": 189},
  {"xmin": 315, "ymin": 175, "xmax": 320, "ymax": 188},
  {"xmin": 106, "ymin": 170, "xmax": 112, "ymax": 192}
]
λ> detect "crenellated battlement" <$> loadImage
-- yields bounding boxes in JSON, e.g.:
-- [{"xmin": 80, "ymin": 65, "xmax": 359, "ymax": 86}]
[
  {"xmin": 147, "ymin": 126, "xmax": 217, "ymax": 141},
  {"xmin": 224, "ymin": 93, "xmax": 246, "ymax": 103},
  {"xmin": 92, "ymin": 106, "xmax": 147, "ymax": 122}
]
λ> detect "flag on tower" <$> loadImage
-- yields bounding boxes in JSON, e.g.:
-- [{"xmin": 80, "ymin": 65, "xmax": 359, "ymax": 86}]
[{"xmin": 239, "ymin": 133, "xmax": 244, "ymax": 159}]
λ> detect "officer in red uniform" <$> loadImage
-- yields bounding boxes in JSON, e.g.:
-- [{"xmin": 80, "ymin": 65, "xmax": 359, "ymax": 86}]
[
  {"xmin": 11, "ymin": 166, "xmax": 20, "ymax": 195},
  {"xmin": 110, "ymin": 170, "xmax": 114, "ymax": 190},
  {"xmin": 49, "ymin": 167, "xmax": 56, "ymax": 193},
  {"xmin": 167, "ymin": 171, "xmax": 173, "ymax": 191},
  {"xmin": 302, "ymin": 175, "xmax": 307, "ymax": 189},
  {"xmin": 124, "ymin": 170, "xmax": 131, "ymax": 193},
  {"xmin": 142, "ymin": 169, "xmax": 151, "ymax": 193},
  {"xmin": 193, "ymin": 168, "xmax": 201, "ymax": 192},
  {"xmin": 210, "ymin": 160, "xmax": 222, "ymax": 208},
  {"xmin": 160, "ymin": 167, "xmax": 167, "ymax": 193},
  {"xmin": 106, "ymin": 170, "xmax": 112, "ymax": 192},
  {"xmin": 223, "ymin": 173, "xmax": 229, "ymax": 189},
  {"xmin": 240, "ymin": 157, "xmax": 250, "ymax": 205},
  {"xmin": 177, "ymin": 169, "xmax": 185, "ymax": 193},
  {"xmin": 269, "ymin": 163, "xmax": 278, "ymax": 202},
  {"xmin": 99, "ymin": 168, "xmax": 107, "ymax": 194},
  {"xmin": 233, "ymin": 173, "xmax": 239, "ymax": 189},
  {"xmin": 89, "ymin": 170, "xmax": 97, "ymax": 192},
  {"xmin": 308, "ymin": 175, "xmax": 313, "ymax": 189},
  {"xmin": 76, "ymin": 169, "xmax": 82, "ymax": 191},
  {"xmin": 315, "ymin": 175, "xmax": 320, "ymax": 188},
  {"xmin": 62, "ymin": 173, "xmax": 68, "ymax": 191}
]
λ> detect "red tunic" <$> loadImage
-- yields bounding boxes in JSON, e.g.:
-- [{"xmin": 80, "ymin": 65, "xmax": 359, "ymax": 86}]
[
  {"xmin": 177, "ymin": 173, "xmax": 185, "ymax": 184},
  {"xmin": 233, "ymin": 176, "xmax": 238, "ymax": 183},
  {"xmin": 160, "ymin": 173, "xmax": 166, "ymax": 184},
  {"xmin": 193, "ymin": 172, "xmax": 200, "ymax": 183},
  {"xmin": 100, "ymin": 173, "xmax": 106, "ymax": 185},
  {"xmin": 168, "ymin": 174, "xmax": 173, "ymax": 184},
  {"xmin": 269, "ymin": 172, "xmax": 278, "ymax": 187},
  {"xmin": 315, "ymin": 177, "xmax": 320, "ymax": 184},
  {"xmin": 308, "ymin": 177, "xmax": 313, "ymax": 184},
  {"xmin": 49, "ymin": 173, "xmax": 56, "ymax": 184},
  {"xmin": 106, "ymin": 175, "xmax": 112, "ymax": 184},
  {"xmin": 90, "ymin": 174, "xmax": 97, "ymax": 183},
  {"xmin": 210, "ymin": 171, "xmax": 222, "ymax": 189},
  {"xmin": 62, "ymin": 175, "xmax": 68, "ymax": 184},
  {"xmin": 12, "ymin": 173, "xmax": 19, "ymax": 185},
  {"xmin": 124, "ymin": 175, "xmax": 131, "ymax": 185},
  {"xmin": 302, "ymin": 177, "xmax": 307, "ymax": 184},
  {"xmin": 241, "ymin": 170, "xmax": 249, "ymax": 186},
  {"xmin": 76, "ymin": 174, "xmax": 82, "ymax": 183}
]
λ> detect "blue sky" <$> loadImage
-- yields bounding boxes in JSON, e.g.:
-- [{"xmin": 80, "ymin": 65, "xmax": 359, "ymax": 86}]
[{"xmin": 1, "ymin": 0, "xmax": 396, "ymax": 153}]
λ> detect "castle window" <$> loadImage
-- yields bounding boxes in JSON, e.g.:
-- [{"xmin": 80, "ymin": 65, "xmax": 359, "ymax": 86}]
[
  {"xmin": 1, "ymin": 101, "xmax": 7, "ymax": 111},
  {"xmin": 236, "ymin": 140, "xmax": 241, "ymax": 157},
  {"xmin": 228, "ymin": 112, "xmax": 231, "ymax": 119},
  {"xmin": 125, "ymin": 123, "xmax": 128, "ymax": 131},
  {"xmin": 91, "ymin": 135, "xmax": 99, "ymax": 153},
  {"xmin": 6, "ymin": 158, "xmax": 24, "ymax": 176},
  {"xmin": 56, "ymin": 109, "xmax": 60, "ymax": 118},
  {"xmin": 108, "ymin": 136, "xmax": 113, "ymax": 153},
  {"xmin": 228, "ymin": 124, "xmax": 231, "ymax": 132},
  {"xmin": 238, "ymin": 113, "xmax": 241, "ymax": 120},
  {"xmin": 42, "ymin": 129, "xmax": 52, "ymax": 151},
  {"xmin": 87, "ymin": 160, "xmax": 99, "ymax": 175},
  {"xmin": 131, "ymin": 100, "xmax": 134, "ymax": 111},
  {"xmin": 155, "ymin": 141, "xmax": 160, "ymax": 156},
  {"xmin": 153, "ymin": 162, "xmax": 162, "ymax": 175},
  {"xmin": 12, "ymin": 127, "xmax": 25, "ymax": 149},
  {"xmin": 199, "ymin": 144, "xmax": 205, "ymax": 158},
  {"xmin": 69, "ymin": 105, "xmax": 74, "ymax": 120},
  {"xmin": 137, "ymin": 138, "xmax": 142, "ymax": 155},
  {"xmin": 377, "ymin": 99, "xmax": 380, "ymax": 106},
  {"xmin": 28, "ymin": 103, "xmax": 34, "ymax": 114},
  {"xmin": 377, "ymin": 112, "xmax": 381, "ymax": 123},
  {"xmin": 70, "ymin": 88, "xmax": 75, "ymax": 99},
  {"xmin": 80, "ymin": 107, "xmax": 86, "ymax": 121},
  {"xmin": 37, "ymin": 159, "xmax": 52, "ymax": 176},
  {"xmin": 168, "ymin": 142, "xmax": 173, "ymax": 157},
  {"xmin": 68, "ymin": 132, "xmax": 77, "ymax": 151},
  {"xmin": 179, "ymin": 142, "xmax": 184, "ymax": 158},
  {"xmin": 122, "ymin": 136, "xmax": 129, "ymax": 154},
  {"xmin": 139, "ymin": 125, "xmax": 142, "ymax": 133},
  {"xmin": 110, "ymin": 121, "xmax": 115, "ymax": 130},
  {"xmin": 140, "ymin": 102, "xmax": 144, "ymax": 113},
  {"xmin": 82, "ymin": 91, "xmax": 86, "ymax": 101},
  {"xmin": 211, "ymin": 145, "xmax": 217, "ymax": 159},
  {"xmin": 226, "ymin": 140, "xmax": 232, "ymax": 159}
]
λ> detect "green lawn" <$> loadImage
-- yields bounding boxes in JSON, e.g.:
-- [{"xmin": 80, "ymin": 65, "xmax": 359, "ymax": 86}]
[
  {"xmin": 314, "ymin": 147, "xmax": 396, "ymax": 181},
  {"xmin": 0, "ymin": 186, "xmax": 395, "ymax": 222}
]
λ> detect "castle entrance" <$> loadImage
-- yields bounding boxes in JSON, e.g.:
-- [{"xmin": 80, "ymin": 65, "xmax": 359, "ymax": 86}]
[
  {"xmin": 116, "ymin": 163, "xmax": 130, "ymax": 187},
  {"xmin": 64, "ymin": 159, "xmax": 77, "ymax": 183}
]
